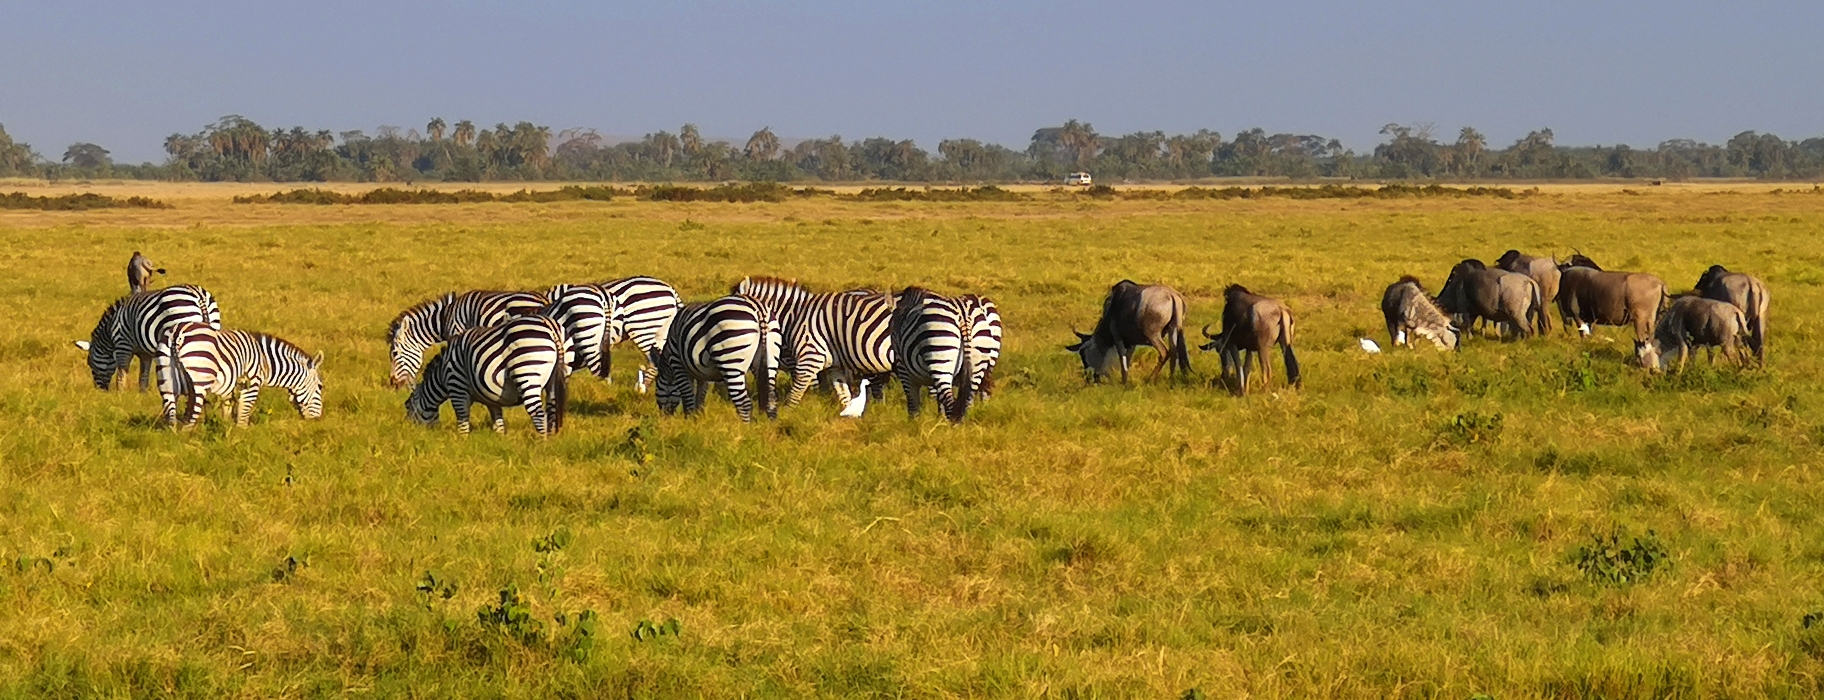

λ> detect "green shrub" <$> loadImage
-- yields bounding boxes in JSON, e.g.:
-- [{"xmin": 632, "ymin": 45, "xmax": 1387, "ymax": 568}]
[
  {"xmin": 1574, "ymin": 527, "xmax": 1670, "ymax": 585},
  {"xmin": 0, "ymin": 192, "xmax": 170, "ymax": 210}
]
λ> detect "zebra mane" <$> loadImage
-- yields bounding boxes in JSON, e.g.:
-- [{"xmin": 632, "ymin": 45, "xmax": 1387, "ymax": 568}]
[
  {"xmin": 388, "ymin": 292, "xmax": 455, "ymax": 337},
  {"xmin": 733, "ymin": 276, "xmax": 809, "ymax": 295}
]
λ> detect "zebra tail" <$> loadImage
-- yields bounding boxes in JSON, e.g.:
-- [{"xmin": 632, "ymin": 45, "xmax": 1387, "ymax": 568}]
[
  {"xmin": 547, "ymin": 347, "xmax": 568, "ymax": 434},
  {"xmin": 755, "ymin": 315, "xmax": 777, "ymax": 420},
  {"xmin": 160, "ymin": 324, "xmax": 187, "ymax": 426},
  {"xmin": 949, "ymin": 347, "xmax": 973, "ymax": 424}
]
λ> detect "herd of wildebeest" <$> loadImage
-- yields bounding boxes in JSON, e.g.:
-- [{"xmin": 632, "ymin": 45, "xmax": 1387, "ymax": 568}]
[{"xmin": 73, "ymin": 247, "xmax": 1770, "ymax": 434}]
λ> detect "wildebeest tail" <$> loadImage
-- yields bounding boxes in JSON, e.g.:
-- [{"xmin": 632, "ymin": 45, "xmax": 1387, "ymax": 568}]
[
  {"xmin": 1279, "ymin": 312, "xmax": 1301, "ymax": 388},
  {"xmin": 1169, "ymin": 295, "xmax": 1191, "ymax": 376},
  {"xmin": 1747, "ymin": 283, "xmax": 1766, "ymax": 362},
  {"xmin": 1530, "ymin": 278, "xmax": 1547, "ymax": 336}
]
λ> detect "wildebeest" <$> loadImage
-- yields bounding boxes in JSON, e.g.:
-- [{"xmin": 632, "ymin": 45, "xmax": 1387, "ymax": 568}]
[
  {"xmin": 1198, "ymin": 285, "xmax": 1299, "ymax": 395},
  {"xmin": 1636, "ymin": 295, "xmax": 1749, "ymax": 372},
  {"xmin": 1494, "ymin": 249, "xmax": 1559, "ymax": 332},
  {"xmin": 1380, "ymin": 276, "xmax": 1458, "ymax": 350},
  {"xmin": 1065, "ymin": 280, "xmax": 1191, "ymax": 383},
  {"xmin": 1438, "ymin": 260, "xmax": 1546, "ymax": 340},
  {"xmin": 1555, "ymin": 254, "xmax": 1666, "ymax": 344},
  {"xmin": 1694, "ymin": 265, "xmax": 1768, "ymax": 364},
  {"xmin": 127, "ymin": 251, "xmax": 165, "ymax": 294}
]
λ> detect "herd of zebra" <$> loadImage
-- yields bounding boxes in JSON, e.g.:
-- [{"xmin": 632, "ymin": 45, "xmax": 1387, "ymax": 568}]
[{"xmin": 75, "ymin": 253, "xmax": 1002, "ymax": 434}]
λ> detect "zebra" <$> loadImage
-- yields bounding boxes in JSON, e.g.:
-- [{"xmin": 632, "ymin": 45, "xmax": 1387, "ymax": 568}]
[
  {"xmin": 159, "ymin": 322, "xmax": 324, "ymax": 427},
  {"xmin": 127, "ymin": 251, "xmax": 165, "ymax": 293},
  {"xmin": 405, "ymin": 314, "xmax": 569, "ymax": 436},
  {"xmin": 655, "ymin": 295, "xmax": 779, "ymax": 422},
  {"xmin": 543, "ymin": 283, "xmax": 611, "ymax": 379},
  {"xmin": 387, "ymin": 290, "xmax": 547, "ymax": 388},
  {"xmin": 75, "ymin": 284, "xmax": 222, "ymax": 394},
  {"xmin": 890, "ymin": 287, "xmax": 974, "ymax": 423},
  {"xmin": 957, "ymin": 294, "xmax": 1003, "ymax": 404},
  {"xmin": 733, "ymin": 276, "xmax": 893, "ymax": 404},
  {"xmin": 596, "ymin": 276, "xmax": 682, "ymax": 394}
]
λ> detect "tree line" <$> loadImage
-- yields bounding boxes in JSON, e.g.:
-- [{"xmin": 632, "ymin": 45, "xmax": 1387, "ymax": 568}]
[{"xmin": 3, "ymin": 117, "xmax": 1823, "ymax": 183}]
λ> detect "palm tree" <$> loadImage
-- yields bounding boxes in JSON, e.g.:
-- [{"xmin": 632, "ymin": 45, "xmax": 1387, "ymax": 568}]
[
  {"xmin": 427, "ymin": 118, "xmax": 447, "ymax": 142},
  {"xmin": 1454, "ymin": 127, "xmax": 1486, "ymax": 176},
  {"xmin": 680, "ymin": 124, "xmax": 702, "ymax": 156},
  {"xmin": 745, "ymin": 127, "xmax": 780, "ymax": 161},
  {"xmin": 1058, "ymin": 120, "xmax": 1100, "ymax": 169},
  {"xmin": 452, "ymin": 120, "xmax": 476, "ymax": 147},
  {"xmin": 513, "ymin": 122, "xmax": 552, "ymax": 172}
]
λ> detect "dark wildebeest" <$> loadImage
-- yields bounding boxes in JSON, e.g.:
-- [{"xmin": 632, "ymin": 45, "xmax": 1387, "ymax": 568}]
[
  {"xmin": 1636, "ymin": 295, "xmax": 1749, "ymax": 372},
  {"xmin": 1694, "ymin": 265, "xmax": 1769, "ymax": 364},
  {"xmin": 1438, "ymin": 259, "xmax": 1546, "ymax": 340},
  {"xmin": 1381, "ymin": 276, "xmax": 1458, "ymax": 350},
  {"xmin": 1065, "ymin": 280, "xmax": 1191, "ymax": 383},
  {"xmin": 1555, "ymin": 254, "xmax": 1667, "ymax": 350},
  {"xmin": 1198, "ymin": 285, "xmax": 1299, "ymax": 395},
  {"xmin": 1494, "ymin": 249, "xmax": 1560, "ymax": 332},
  {"xmin": 127, "ymin": 251, "xmax": 165, "ymax": 294}
]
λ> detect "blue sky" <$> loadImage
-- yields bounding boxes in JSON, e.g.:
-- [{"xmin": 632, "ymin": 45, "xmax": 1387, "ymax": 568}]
[{"xmin": 2, "ymin": 0, "xmax": 1820, "ymax": 163}]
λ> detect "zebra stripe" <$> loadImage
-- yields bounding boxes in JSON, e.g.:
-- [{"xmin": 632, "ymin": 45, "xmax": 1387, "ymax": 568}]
[
  {"xmin": 543, "ymin": 283, "xmax": 609, "ymax": 379},
  {"xmin": 890, "ymin": 287, "xmax": 973, "ymax": 423},
  {"xmin": 388, "ymin": 290, "xmax": 547, "ymax": 388},
  {"xmin": 596, "ymin": 276, "xmax": 682, "ymax": 392},
  {"xmin": 655, "ymin": 295, "xmax": 779, "ymax": 422},
  {"xmin": 957, "ymin": 294, "xmax": 1003, "ymax": 404},
  {"xmin": 79, "ymin": 285, "xmax": 222, "ymax": 393},
  {"xmin": 160, "ymin": 322, "xmax": 324, "ymax": 426},
  {"xmin": 405, "ymin": 315, "xmax": 568, "ymax": 436}
]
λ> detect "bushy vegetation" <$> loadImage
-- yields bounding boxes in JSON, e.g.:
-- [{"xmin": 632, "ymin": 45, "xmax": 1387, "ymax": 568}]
[
  {"xmin": 3, "ymin": 188, "xmax": 1823, "ymax": 696},
  {"xmin": 232, "ymin": 185, "xmax": 626, "ymax": 205},
  {"xmin": 9, "ymin": 117, "xmax": 1824, "ymax": 184},
  {"xmin": 0, "ymin": 191, "xmax": 169, "ymax": 210}
]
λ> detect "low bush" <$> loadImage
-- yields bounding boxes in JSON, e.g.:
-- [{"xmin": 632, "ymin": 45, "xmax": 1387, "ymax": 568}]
[{"xmin": 0, "ymin": 192, "xmax": 170, "ymax": 210}]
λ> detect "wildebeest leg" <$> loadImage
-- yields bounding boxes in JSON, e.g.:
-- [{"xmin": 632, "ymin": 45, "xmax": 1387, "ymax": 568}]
[
  {"xmin": 1258, "ymin": 346, "xmax": 1275, "ymax": 390},
  {"xmin": 1145, "ymin": 334, "xmax": 1171, "ymax": 382}
]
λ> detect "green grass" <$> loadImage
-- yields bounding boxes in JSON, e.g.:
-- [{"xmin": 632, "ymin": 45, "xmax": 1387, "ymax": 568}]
[{"xmin": 2, "ymin": 192, "xmax": 1823, "ymax": 698}]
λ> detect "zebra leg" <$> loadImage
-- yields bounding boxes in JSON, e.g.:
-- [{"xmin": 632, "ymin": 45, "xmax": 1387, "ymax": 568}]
[
  {"xmin": 450, "ymin": 393, "xmax": 474, "ymax": 435},
  {"xmin": 900, "ymin": 371, "xmax": 923, "ymax": 419},
  {"xmin": 788, "ymin": 356, "xmax": 829, "ymax": 406},
  {"xmin": 721, "ymin": 368, "xmax": 755, "ymax": 422},
  {"xmin": 488, "ymin": 405, "xmax": 507, "ymax": 434},
  {"xmin": 689, "ymin": 380, "xmax": 709, "ymax": 415},
  {"xmin": 236, "ymin": 382, "xmax": 262, "ymax": 427},
  {"xmin": 139, "ymin": 355, "xmax": 153, "ymax": 392}
]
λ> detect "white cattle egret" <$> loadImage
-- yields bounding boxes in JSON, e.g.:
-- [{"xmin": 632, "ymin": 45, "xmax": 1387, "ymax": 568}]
[
  {"xmin": 1359, "ymin": 338, "xmax": 1382, "ymax": 354},
  {"xmin": 839, "ymin": 379, "xmax": 870, "ymax": 418}
]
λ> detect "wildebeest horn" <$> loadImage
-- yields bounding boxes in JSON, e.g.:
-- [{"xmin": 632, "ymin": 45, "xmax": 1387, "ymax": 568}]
[
  {"xmin": 1070, "ymin": 326, "xmax": 1091, "ymax": 341},
  {"xmin": 1200, "ymin": 323, "xmax": 1216, "ymax": 339}
]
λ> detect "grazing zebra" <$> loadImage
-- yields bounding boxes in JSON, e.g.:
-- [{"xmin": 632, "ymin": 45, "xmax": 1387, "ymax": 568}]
[
  {"xmin": 405, "ymin": 315, "xmax": 569, "ymax": 436},
  {"xmin": 543, "ymin": 283, "xmax": 611, "ymax": 379},
  {"xmin": 127, "ymin": 251, "xmax": 165, "ymax": 293},
  {"xmin": 387, "ymin": 290, "xmax": 547, "ymax": 388},
  {"xmin": 735, "ymin": 277, "xmax": 896, "ymax": 408},
  {"xmin": 75, "ymin": 284, "xmax": 222, "ymax": 393},
  {"xmin": 655, "ymin": 295, "xmax": 779, "ymax": 422},
  {"xmin": 596, "ymin": 276, "xmax": 682, "ymax": 393},
  {"xmin": 957, "ymin": 294, "xmax": 1003, "ymax": 404},
  {"xmin": 159, "ymin": 322, "xmax": 324, "ymax": 427},
  {"xmin": 890, "ymin": 287, "xmax": 973, "ymax": 423}
]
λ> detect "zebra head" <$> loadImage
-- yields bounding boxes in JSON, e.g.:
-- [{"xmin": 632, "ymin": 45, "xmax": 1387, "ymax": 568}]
[
  {"xmin": 75, "ymin": 302, "xmax": 125, "ymax": 390},
  {"xmin": 289, "ymin": 352, "xmax": 325, "ymax": 420},
  {"xmin": 404, "ymin": 352, "xmax": 449, "ymax": 425},
  {"xmin": 387, "ymin": 306, "xmax": 434, "ymax": 389},
  {"xmin": 653, "ymin": 347, "xmax": 692, "ymax": 415}
]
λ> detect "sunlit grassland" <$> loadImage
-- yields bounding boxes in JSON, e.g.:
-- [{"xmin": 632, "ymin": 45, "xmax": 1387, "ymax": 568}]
[{"xmin": 1, "ymin": 188, "xmax": 1823, "ymax": 697}]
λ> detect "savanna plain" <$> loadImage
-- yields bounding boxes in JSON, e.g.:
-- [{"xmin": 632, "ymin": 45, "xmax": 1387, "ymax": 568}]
[{"xmin": 3, "ymin": 184, "xmax": 1824, "ymax": 698}]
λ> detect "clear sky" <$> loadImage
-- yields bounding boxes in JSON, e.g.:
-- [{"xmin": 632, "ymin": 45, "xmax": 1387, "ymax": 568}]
[{"xmin": 3, "ymin": 0, "xmax": 1820, "ymax": 163}]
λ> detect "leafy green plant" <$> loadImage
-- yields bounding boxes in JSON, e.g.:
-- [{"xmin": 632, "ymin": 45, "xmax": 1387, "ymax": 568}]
[
  {"xmin": 477, "ymin": 585, "xmax": 543, "ymax": 644},
  {"xmin": 621, "ymin": 418, "xmax": 657, "ymax": 466},
  {"xmin": 631, "ymin": 617, "xmax": 682, "ymax": 641},
  {"xmin": 1438, "ymin": 411, "xmax": 1504, "ymax": 447},
  {"xmin": 415, "ymin": 570, "xmax": 457, "ymax": 608},
  {"xmin": 1574, "ymin": 527, "xmax": 1670, "ymax": 585}
]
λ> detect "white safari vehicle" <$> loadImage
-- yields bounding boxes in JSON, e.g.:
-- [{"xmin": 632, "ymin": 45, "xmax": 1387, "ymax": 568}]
[{"xmin": 1065, "ymin": 172, "xmax": 1093, "ymax": 186}]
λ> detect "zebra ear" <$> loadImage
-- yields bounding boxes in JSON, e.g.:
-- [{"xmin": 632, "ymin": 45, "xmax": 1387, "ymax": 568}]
[
  {"xmin": 74, "ymin": 340, "xmax": 91, "ymax": 352},
  {"xmin": 310, "ymin": 352, "xmax": 324, "ymax": 368}
]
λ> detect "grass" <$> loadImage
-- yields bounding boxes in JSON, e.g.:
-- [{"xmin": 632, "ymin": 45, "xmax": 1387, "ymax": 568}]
[{"xmin": 2, "ymin": 187, "xmax": 1823, "ymax": 697}]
